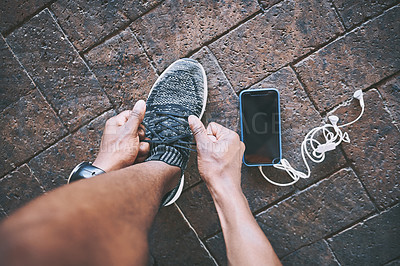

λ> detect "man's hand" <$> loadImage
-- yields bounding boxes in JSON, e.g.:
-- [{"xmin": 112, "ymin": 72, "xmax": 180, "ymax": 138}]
[
  {"xmin": 93, "ymin": 100, "xmax": 150, "ymax": 172},
  {"xmin": 188, "ymin": 116, "xmax": 282, "ymax": 266},
  {"xmin": 188, "ymin": 115, "xmax": 245, "ymax": 195}
]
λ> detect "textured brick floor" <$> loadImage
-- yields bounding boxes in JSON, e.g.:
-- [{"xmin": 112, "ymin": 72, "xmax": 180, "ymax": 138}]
[{"xmin": 1, "ymin": 0, "xmax": 399, "ymax": 265}]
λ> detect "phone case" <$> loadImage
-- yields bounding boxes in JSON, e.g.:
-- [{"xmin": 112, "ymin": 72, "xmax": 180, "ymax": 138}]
[{"xmin": 239, "ymin": 88, "xmax": 282, "ymax": 167}]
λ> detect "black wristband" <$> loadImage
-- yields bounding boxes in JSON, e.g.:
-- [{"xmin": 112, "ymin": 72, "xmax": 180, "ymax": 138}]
[{"xmin": 68, "ymin": 162, "xmax": 105, "ymax": 184}]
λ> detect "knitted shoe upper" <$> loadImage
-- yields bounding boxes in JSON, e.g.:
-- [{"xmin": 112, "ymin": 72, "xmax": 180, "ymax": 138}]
[{"xmin": 143, "ymin": 58, "xmax": 207, "ymax": 171}]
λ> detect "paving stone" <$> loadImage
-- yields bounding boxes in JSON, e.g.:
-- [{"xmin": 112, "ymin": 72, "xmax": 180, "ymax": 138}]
[
  {"xmin": 328, "ymin": 204, "xmax": 400, "ymax": 265},
  {"xmin": 52, "ymin": 0, "xmax": 163, "ymax": 52},
  {"xmin": 178, "ymin": 166, "xmax": 295, "ymax": 240},
  {"xmin": 210, "ymin": 0, "xmax": 344, "ymax": 90},
  {"xmin": 85, "ymin": 28, "xmax": 157, "ymax": 110},
  {"xmin": 0, "ymin": 205, "xmax": 8, "ymax": 221},
  {"xmin": 184, "ymin": 47, "xmax": 240, "ymax": 189},
  {"xmin": 131, "ymin": 0, "xmax": 260, "ymax": 72},
  {"xmin": 378, "ymin": 74, "xmax": 400, "ymax": 130},
  {"xmin": 385, "ymin": 258, "xmax": 400, "ymax": 266},
  {"xmin": 149, "ymin": 204, "xmax": 216, "ymax": 265},
  {"xmin": 332, "ymin": 0, "xmax": 398, "ymax": 29},
  {"xmin": 184, "ymin": 151, "xmax": 202, "ymax": 189},
  {"xmin": 114, "ymin": 0, "xmax": 163, "ymax": 21},
  {"xmin": 241, "ymin": 166, "xmax": 294, "ymax": 212},
  {"xmin": 281, "ymin": 240, "xmax": 339, "ymax": 265},
  {"xmin": 205, "ymin": 233, "xmax": 227, "ymax": 266},
  {"xmin": 28, "ymin": 110, "xmax": 115, "ymax": 191},
  {"xmin": 191, "ymin": 47, "xmax": 239, "ymax": 133},
  {"xmin": 51, "ymin": 0, "xmax": 128, "ymax": 52},
  {"xmin": 6, "ymin": 9, "xmax": 111, "ymax": 131},
  {"xmin": 0, "ymin": 35, "xmax": 35, "ymax": 111},
  {"xmin": 0, "ymin": 164, "xmax": 44, "ymax": 215},
  {"xmin": 0, "ymin": 89, "xmax": 67, "ymax": 178},
  {"xmin": 256, "ymin": 168, "xmax": 375, "ymax": 257},
  {"xmin": 1, "ymin": 0, "xmax": 397, "ymax": 261},
  {"xmin": 177, "ymin": 182, "xmax": 220, "ymax": 239},
  {"xmin": 250, "ymin": 67, "xmax": 346, "ymax": 188},
  {"xmin": 259, "ymin": 0, "xmax": 283, "ymax": 9},
  {"xmin": 294, "ymin": 6, "xmax": 400, "ymax": 112},
  {"xmin": 0, "ymin": 0, "xmax": 52, "ymax": 34},
  {"xmin": 331, "ymin": 89, "xmax": 400, "ymax": 209}
]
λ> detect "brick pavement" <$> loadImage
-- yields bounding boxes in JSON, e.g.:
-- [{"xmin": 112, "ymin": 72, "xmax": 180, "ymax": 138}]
[{"xmin": 1, "ymin": 0, "xmax": 399, "ymax": 265}]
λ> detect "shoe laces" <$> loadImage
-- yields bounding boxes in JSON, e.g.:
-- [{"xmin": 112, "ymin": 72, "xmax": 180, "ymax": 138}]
[{"xmin": 142, "ymin": 111, "xmax": 196, "ymax": 151}]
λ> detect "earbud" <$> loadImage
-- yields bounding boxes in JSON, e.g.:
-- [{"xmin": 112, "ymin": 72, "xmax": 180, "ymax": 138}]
[
  {"xmin": 353, "ymin": 90, "xmax": 364, "ymax": 108},
  {"xmin": 328, "ymin": 115, "xmax": 339, "ymax": 126},
  {"xmin": 259, "ymin": 89, "xmax": 365, "ymax": 187},
  {"xmin": 315, "ymin": 143, "xmax": 336, "ymax": 153}
]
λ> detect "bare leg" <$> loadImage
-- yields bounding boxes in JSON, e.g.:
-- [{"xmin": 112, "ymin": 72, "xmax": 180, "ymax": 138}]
[
  {"xmin": 0, "ymin": 161, "xmax": 180, "ymax": 266},
  {"xmin": 0, "ymin": 59, "xmax": 210, "ymax": 266}
]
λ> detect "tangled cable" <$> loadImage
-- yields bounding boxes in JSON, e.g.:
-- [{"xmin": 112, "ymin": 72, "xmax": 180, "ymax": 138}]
[{"xmin": 259, "ymin": 90, "xmax": 365, "ymax": 186}]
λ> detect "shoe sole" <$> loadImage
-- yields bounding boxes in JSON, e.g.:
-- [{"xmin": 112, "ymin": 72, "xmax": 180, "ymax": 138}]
[{"xmin": 147, "ymin": 58, "xmax": 208, "ymax": 206}]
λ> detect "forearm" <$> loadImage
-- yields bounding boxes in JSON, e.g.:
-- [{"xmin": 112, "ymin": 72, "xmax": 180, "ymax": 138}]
[
  {"xmin": 209, "ymin": 182, "xmax": 281, "ymax": 266},
  {"xmin": 0, "ymin": 162, "xmax": 178, "ymax": 266}
]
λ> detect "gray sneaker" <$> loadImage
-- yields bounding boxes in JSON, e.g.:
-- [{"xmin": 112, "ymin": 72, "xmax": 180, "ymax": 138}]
[{"xmin": 143, "ymin": 58, "xmax": 207, "ymax": 206}]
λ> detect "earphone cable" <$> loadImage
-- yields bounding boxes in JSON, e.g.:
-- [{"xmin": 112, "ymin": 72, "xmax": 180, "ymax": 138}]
[{"xmin": 259, "ymin": 90, "xmax": 365, "ymax": 187}]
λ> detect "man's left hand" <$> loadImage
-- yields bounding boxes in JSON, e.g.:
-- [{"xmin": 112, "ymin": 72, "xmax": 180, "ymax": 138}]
[{"xmin": 92, "ymin": 100, "xmax": 150, "ymax": 172}]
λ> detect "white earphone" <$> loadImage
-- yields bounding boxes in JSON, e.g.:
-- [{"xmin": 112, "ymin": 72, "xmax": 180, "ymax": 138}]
[{"xmin": 259, "ymin": 90, "xmax": 365, "ymax": 187}]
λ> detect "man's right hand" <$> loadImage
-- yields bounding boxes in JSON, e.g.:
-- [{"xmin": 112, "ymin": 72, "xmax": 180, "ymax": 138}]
[
  {"xmin": 188, "ymin": 115, "xmax": 245, "ymax": 196},
  {"xmin": 188, "ymin": 115, "xmax": 282, "ymax": 266}
]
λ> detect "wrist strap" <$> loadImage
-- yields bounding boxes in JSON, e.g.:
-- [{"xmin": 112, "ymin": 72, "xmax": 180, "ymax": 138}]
[{"xmin": 68, "ymin": 162, "xmax": 105, "ymax": 184}]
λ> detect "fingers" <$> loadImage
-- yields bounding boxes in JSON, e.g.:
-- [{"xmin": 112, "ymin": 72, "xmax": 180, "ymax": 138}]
[
  {"xmin": 207, "ymin": 122, "xmax": 225, "ymax": 140},
  {"xmin": 113, "ymin": 110, "xmax": 132, "ymax": 126},
  {"xmin": 206, "ymin": 124, "xmax": 218, "ymax": 142},
  {"xmin": 240, "ymin": 141, "xmax": 246, "ymax": 154},
  {"xmin": 124, "ymin": 100, "xmax": 146, "ymax": 135},
  {"xmin": 188, "ymin": 115, "xmax": 209, "ymax": 145},
  {"xmin": 135, "ymin": 141, "xmax": 150, "ymax": 163},
  {"xmin": 138, "ymin": 124, "xmax": 146, "ymax": 140}
]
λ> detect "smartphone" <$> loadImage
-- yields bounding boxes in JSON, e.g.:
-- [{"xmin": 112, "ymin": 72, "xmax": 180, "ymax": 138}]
[{"xmin": 239, "ymin": 88, "xmax": 282, "ymax": 166}]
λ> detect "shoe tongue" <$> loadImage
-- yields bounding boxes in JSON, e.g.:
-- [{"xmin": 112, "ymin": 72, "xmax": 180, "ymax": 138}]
[
  {"xmin": 146, "ymin": 103, "xmax": 192, "ymax": 115},
  {"xmin": 145, "ymin": 104, "xmax": 193, "ymax": 140}
]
